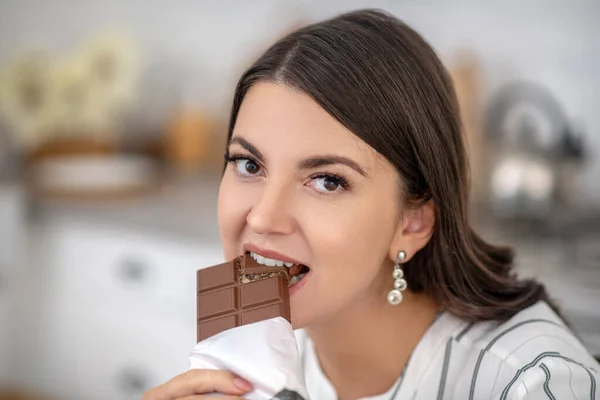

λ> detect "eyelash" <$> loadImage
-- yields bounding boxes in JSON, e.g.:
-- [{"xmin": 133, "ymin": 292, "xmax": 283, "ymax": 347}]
[
  {"xmin": 224, "ymin": 153, "xmax": 262, "ymax": 176},
  {"xmin": 224, "ymin": 153, "xmax": 352, "ymax": 192},
  {"xmin": 310, "ymin": 173, "xmax": 352, "ymax": 191}
]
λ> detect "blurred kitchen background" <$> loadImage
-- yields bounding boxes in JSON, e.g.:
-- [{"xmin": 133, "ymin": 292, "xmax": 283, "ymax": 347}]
[{"xmin": 0, "ymin": 0, "xmax": 598, "ymax": 399}]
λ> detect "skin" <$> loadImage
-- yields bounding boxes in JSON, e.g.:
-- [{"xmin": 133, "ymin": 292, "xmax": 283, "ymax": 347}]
[{"xmin": 144, "ymin": 82, "xmax": 440, "ymax": 400}]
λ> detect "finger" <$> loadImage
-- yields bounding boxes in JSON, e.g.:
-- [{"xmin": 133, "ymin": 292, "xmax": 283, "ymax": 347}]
[{"xmin": 163, "ymin": 369, "xmax": 252, "ymax": 399}]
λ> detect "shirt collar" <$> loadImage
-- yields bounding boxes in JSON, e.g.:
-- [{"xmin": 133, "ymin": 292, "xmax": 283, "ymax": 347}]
[{"xmin": 299, "ymin": 310, "xmax": 470, "ymax": 400}]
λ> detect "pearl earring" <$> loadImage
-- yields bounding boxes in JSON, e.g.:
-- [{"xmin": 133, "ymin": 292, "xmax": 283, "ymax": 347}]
[{"xmin": 387, "ymin": 250, "xmax": 407, "ymax": 306}]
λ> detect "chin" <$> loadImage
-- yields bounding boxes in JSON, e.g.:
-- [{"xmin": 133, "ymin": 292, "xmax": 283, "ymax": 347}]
[
  {"xmin": 290, "ymin": 306, "xmax": 312, "ymax": 330},
  {"xmin": 290, "ymin": 311, "xmax": 305, "ymax": 330}
]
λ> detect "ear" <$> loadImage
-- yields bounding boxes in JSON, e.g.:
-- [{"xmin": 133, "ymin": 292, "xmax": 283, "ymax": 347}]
[{"xmin": 388, "ymin": 200, "xmax": 436, "ymax": 263}]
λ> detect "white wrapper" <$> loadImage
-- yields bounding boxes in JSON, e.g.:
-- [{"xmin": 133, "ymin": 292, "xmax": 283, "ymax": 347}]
[{"xmin": 188, "ymin": 317, "xmax": 308, "ymax": 400}]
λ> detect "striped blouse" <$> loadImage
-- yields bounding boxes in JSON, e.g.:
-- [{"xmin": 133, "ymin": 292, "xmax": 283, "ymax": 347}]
[{"xmin": 295, "ymin": 301, "xmax": 599, "ymax": 399}]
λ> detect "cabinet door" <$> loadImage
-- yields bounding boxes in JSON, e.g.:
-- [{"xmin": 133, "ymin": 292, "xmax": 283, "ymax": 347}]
[
  {"xmin": 48, "ymin": 222, "xmax": 223, "ymax": 320},
  {"xmin": 70, "ymin": 303, "xmax": 195, "ymax": 400},
  {"xmin": 31, "ymin": 292, "xmax": 196, "ymax": 400},
  {"xmin": 27, "ymin": 221, "xmax": 222, "ymax": 400}
]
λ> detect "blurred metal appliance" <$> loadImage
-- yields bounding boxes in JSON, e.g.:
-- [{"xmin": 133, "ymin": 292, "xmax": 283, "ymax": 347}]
[{"xmin": 484, "ymin": 81, "xmax": 585, "ymax": 221}]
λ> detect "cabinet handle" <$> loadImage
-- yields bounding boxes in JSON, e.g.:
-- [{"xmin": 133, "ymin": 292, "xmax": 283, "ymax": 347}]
[
  {"xmin": 117, "ymin": 257, "xmax": 151, "ymax": 284},
  {"xmin": 116, "ymin": 366, "xmax": 154, "ymax": 395}
]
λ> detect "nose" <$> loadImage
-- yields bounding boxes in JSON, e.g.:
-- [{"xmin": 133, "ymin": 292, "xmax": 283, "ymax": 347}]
[{"xmin": 246, "ymin": 180, "xmax": 295, "ymax": 236}]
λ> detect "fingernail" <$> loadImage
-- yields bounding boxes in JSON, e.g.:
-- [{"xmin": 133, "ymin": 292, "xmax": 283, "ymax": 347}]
[{"xmin": 233, "ymin": 376, "xmax": 253, "ymax": 391}]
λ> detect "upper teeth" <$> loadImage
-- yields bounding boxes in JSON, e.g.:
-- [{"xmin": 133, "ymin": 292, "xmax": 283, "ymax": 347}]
[{"xmin": 250, "ymin": 252, "xmax": 295, "ymax": 268}]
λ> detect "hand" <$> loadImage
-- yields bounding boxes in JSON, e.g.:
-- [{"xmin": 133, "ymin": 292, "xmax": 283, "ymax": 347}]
[{"xmin": 142, "ymin": 369, "xmax": 253, "ymax": 400}]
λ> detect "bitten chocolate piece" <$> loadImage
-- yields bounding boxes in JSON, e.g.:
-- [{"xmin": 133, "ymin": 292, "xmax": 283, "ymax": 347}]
[{"xmin": 197, "ymin": 253, "xmax": 291, "ymax": 342}]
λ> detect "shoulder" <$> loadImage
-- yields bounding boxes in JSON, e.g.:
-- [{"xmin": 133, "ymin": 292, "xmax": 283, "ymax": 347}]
[{"xmin": 449, "ymin": 302, "xmax": 599, "ymax": 399}]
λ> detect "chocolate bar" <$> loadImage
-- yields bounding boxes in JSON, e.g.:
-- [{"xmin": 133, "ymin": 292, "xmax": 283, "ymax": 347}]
[{"xmin": 197, "ymin": 254, "xmax": 291, "ymax": 342}]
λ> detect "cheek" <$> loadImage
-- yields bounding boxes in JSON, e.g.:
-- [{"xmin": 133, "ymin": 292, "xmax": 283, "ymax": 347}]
[
  {"xmin": 310, "ymin": 194, "xmax": 395, "ymax": 259},
  {"xmin": 311, "ymin": 208, "xmax": 393, "ymax": 281},
  {"xmin": 217, "ymin": 173, "xmax": 251, "ymax": 259},
  {"xmin": 293, "ymin": 197, "xmax": 398, "ymax": 320}
]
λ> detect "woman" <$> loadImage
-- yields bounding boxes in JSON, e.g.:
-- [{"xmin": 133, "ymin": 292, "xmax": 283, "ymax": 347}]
[{"xmin": 145, "ymin": 9, "xmax": 599, "ymax": 400}]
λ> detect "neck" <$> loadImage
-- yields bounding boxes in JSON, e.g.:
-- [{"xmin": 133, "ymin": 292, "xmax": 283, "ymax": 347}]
[{"xmin": 305, "ymin": 291, "xmax": 439, "ymax": 400}]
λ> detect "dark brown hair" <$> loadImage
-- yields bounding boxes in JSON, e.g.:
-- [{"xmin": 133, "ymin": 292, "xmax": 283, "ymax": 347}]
[{"xmin": 225, "ymin": 9, "xmax": 557, "ymax": 322}]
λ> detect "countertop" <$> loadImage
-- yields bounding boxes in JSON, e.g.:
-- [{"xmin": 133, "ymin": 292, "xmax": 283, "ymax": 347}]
[{"xmin": 27, "ymin": 173, "xmax": 223, "ymax": 244}]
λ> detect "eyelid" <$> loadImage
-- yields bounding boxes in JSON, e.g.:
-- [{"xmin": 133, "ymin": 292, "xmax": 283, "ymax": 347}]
[{"xmin": 226, "ymin": 152, "xmax": 261, "ymax": 165}]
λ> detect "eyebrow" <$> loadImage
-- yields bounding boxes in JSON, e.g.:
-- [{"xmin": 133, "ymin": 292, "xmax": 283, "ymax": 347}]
[
  {"xmin": 228, "ymin": 136, "xmax": 368, "ymax": 177},
  {"xmin": 297, "ymin": 155, "xmax": 368, "ymax": 177},
  {"xmin": 230, "ymin": 137, "xmax": 265, "ymax": 162}
]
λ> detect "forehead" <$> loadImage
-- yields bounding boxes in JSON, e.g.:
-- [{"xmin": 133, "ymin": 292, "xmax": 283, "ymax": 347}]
[{"xmin": 233, "ymin": 82, "xmax": 384, "ymax": 169}]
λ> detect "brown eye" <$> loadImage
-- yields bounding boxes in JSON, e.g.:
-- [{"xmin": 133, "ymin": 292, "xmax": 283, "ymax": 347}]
[
  {"xmin": 311, "ymin": 174, "xmax": 350, "ymax": 193},
  {"xmin": 231, "ymin": 158, "xmax": 261, "ymax": 176},
  {"xmin": 244, "ymin": 160, "xmax": 259, "ymax": 174},
  {"xmin": 323, "ymin": 177, "xmax": 340, "ymax": 191}
]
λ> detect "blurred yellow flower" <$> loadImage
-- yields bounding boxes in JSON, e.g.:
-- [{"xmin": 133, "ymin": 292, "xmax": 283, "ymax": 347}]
[
  {"xmin": 49, "ymin": 56, "xmax": 114, "ymax": 140},
  {"xmin": 78, "ymin": 29, "xmax": 141, "ymax": 115},
  {"xmin": 0, "ymin": 51, "xmax": 56, "ymax": 148},
  {"xmin": 0, "ymin": 30, "xmax": 142, "ymax": 149}
]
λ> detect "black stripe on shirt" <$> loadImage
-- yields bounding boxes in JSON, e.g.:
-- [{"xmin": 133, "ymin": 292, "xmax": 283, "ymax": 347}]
[
  {"xmin": 499, "ymin": 352, "xmax": 597, "ymax": 400},
  {"xmin": 436, "ymin": 339, "xmax": 453, "ymax": 400},
  {"xmin": 468, "ymin": 319, "xmax": 563, "ymax": 400},
  {"xmin": 540, "ymin": 363, "xmax": 556, "ymax": 400},
  {"xmin": 455, "ymin": 322, "xmax": 474, "ymax": 342},
  {"xmin": 499, "ymin": 351, "xmax": 559, "ymax": 400}
]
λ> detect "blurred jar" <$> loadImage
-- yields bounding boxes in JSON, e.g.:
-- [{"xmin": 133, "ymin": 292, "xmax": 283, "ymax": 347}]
[{"xmin": 166, "ymin": 72, "xmax": 211, "ymax": 172}]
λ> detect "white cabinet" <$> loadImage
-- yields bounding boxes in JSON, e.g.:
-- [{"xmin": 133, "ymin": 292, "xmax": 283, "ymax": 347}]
[
  {"xmin": 23, "ymin": 219, "xmax": 223, "ymax": 400},
  {"xmin": 47, "ymin": 222, "xmax": 215, "ymax": 321}
]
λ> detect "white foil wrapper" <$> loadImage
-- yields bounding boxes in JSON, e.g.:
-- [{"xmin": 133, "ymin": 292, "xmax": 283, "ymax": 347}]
[{"xmin": 188, "ymin": 317, "xmax": 308, "ymax": 400}]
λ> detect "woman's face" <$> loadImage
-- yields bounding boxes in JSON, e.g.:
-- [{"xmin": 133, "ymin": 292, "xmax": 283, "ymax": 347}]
[{"xmin": 218, "ymin": 82, "xmax": 405, "ymax": 329}]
